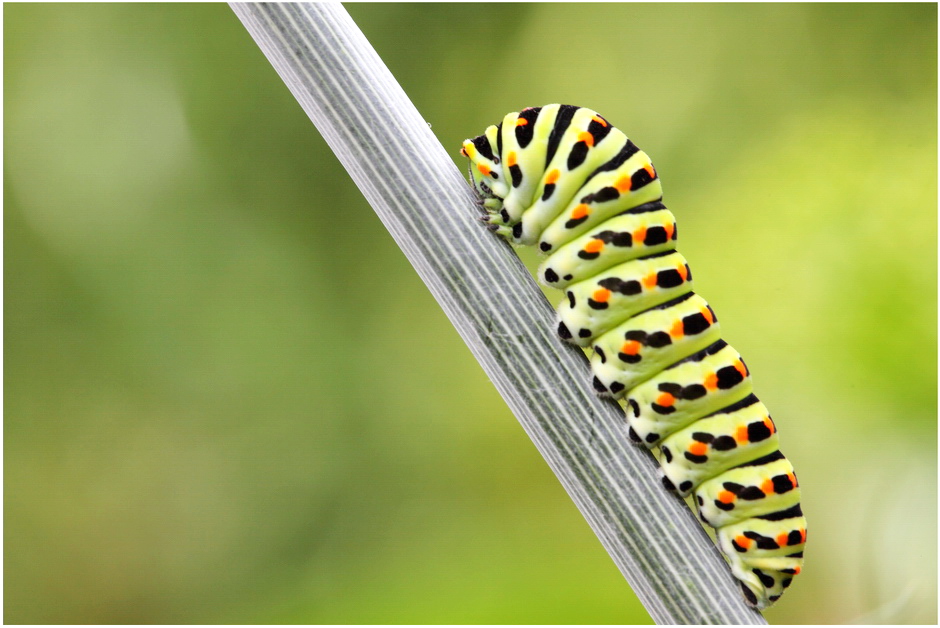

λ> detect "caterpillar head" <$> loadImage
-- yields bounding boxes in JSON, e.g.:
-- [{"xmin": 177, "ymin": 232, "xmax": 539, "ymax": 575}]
[{"xmin": 461, "ymin": 127, "xmax": 509, "ymax": 206}]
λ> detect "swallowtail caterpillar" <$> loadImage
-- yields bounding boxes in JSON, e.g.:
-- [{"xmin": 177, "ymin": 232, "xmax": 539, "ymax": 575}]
[{"xmin": 460, "ymin": 104, "xmax": 806, "ymax": 609}]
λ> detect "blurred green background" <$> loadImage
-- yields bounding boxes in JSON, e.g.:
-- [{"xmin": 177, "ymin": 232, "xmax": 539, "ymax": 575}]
[{"xmin": 4, "ymin": 3, "xmax": 936, "ymax": 624}]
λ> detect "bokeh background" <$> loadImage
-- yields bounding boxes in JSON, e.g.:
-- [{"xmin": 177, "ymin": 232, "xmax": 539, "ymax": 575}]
[{"xmin": 5, "ymin": 3, "xmax": 936, "ymax": 624}]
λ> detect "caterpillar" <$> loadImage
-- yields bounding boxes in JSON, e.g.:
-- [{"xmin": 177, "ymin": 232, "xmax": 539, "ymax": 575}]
[{"xmin": 460, "ymin": 104, "xmax": 806, "ymax": 610}]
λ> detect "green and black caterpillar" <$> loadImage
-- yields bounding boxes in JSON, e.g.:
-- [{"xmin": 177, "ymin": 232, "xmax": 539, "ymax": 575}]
[{"xmin": 461, "ymin": 104, "xmax": 806, "ymax": 609}]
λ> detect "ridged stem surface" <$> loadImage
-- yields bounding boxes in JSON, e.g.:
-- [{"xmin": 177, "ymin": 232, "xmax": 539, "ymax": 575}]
[{"xmin": 230, "ymin": 3, "xmax": 766, "ymax": 624}]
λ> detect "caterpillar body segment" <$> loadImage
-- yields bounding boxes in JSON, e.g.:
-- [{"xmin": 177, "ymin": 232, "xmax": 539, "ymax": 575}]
[
  {"xmin": 695, "ymin": 456, "xmax": 800, "ymax": 529},
  {"xmin": 589, "ymin": 292, "xmax": 722, "ymax": 399},
  {"xmin": 461, "ymin": 104, "xmax": 806, "ymax": 610},
  {"xmin": 538, "ymin": 202, "xmax": 678, "ymax": 290},
  {"xmin": 624, "ymin": 339, "xmax": 753, "ymax": 447},
  {"xmin": 658, "ymin": 395, "xmax": 779, "ymax": 496},
  {"xmin": 556, "ymin": 250, "xmax": 693, "ymax": 348},
  {"xmin": 717, "ymin": 518, "xmax": 806, "ymax": 608}
]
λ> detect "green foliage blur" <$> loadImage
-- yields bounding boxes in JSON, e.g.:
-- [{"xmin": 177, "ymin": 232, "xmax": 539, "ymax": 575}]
[{"xmin": 4, "ymin": 3, "xmax": 936, "ymax": 624}]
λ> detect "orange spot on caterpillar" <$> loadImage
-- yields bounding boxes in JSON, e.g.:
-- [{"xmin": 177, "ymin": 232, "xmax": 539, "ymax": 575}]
[
  {"xmin": 620, "ymin": 340, "xmax": 641, "ymax": 356},
  {"xmin": 777, "ymin": 533, "xmax": 790, "ymax": 547},
  {"xmin": 545, "ymin": 169, "xmax": 560, "ymax": 185},
  {"xmin": 793, "ymin": 566, "xmax": 802, "ymax": 575},
  {"xmin": 614, "ymin": 175, "xmax": 632, "ymax": 192},
  {"xmin": 704, "ymin": 372, "xmax": 719, "ymax": 390},
  {"xmin": 516, "ymin": 117, "xmax": 529, "ymax": 126},
  {"xmin": 644, "ymin": 163, "xmax": 656, "ymax": 178},
  {"xmin": 677, "ymin": 264, "xmax": 688, "ymax": 281},
  {"xmin": 761, "ymin": 478, "xmax": 775, "ymax": 495},
  {"xmin": 689, "ymin": 442, "xmax": 708, "ymax": 457},
  {"xmin": 506, "ymin": 151, "xmax": 517, "ymax": 167},
  {"xmin": 765, "ymin": 417, "xmax": 776, "ymax": 435},
  {"xmin": 735, "ymin": 425, "xmax": 749, "ymax": 444},
  {"xmin": 633, "ymin": 225, "xmax": 647, "ymax": 243},
  {"xmin": 718, "ymin": 490, "xmax": 736, "ymax": 504},
  {"xmin": 571, "ymin": 204, "xmax": 590, "ymax": 220},
  {"xmin": 735, "ymin": 535, "xmax": 752, "ymax": 549},
  {"xmin": 664, "ymin": 222, "xmax": 675, "ymax": 240},
  {"xmin": 592, "ymin": 288, "xmax": 611, "ymax": 303},
  {"xmin": 656, "ymin": 392, "xmax": 675, "ymax": 407},
  {"xmin": 477, "ymin": 164, "xmax": 491, "ymax": 176},
  {"xmin": 592, "ymin": 115, "xmax": 608, "ymax": 127},
  {"xmin": 800, "ymin": 528, "xmax": 807, "ymax": 543},
  {"xmin": 701, "ymin": 307, "xmax": 714, "ymax": 324},
  {"xmin": 578, "ymin": 131, "xmax": 594, "ymax": 147},
  {"xmin": 670, "ymin": 320, "xmax": 684, "ymax": 338},
  {"xmin": 584, "ymin": 239, "xmax": 605, "ymax": 254},
  {"xmin": 643, "ymin": 273, "xmax": 657, "ymax": 289},
  {"xmin": 734, "ymin": 359, "xmax": 748, "ymax": 378},
  {"xmin": 789, "ymin": 472, "xmax": 798, "ymax": 487}
]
